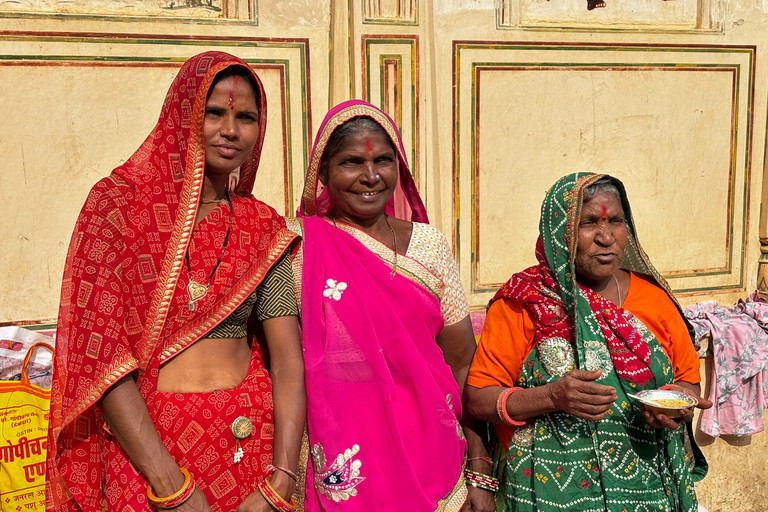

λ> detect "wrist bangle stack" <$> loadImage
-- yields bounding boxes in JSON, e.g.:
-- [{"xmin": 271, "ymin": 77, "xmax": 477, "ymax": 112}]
[
  {"xmin": 147, "ymin": 468, "xmax": 196, "ymax": 509},
  {"xmin": 464, "ymin": 468, "xmax": 500, "ymax": 493},
  {"xmin": 496, "ymin": 387, "xmax": 526, "ymax": 426},
  {"xmin": 257, "ymin": 475, "xmax": 297, "ymax": 512}
]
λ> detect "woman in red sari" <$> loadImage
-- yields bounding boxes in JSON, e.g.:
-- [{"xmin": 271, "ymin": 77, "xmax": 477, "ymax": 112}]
[{"xmin": 46, "ymin": 52, "xmax": 305, "ymax": 512}]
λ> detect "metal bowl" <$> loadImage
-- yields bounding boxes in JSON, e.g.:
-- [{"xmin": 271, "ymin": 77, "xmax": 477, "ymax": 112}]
[{"xmin": 631, "ymin": 389, "xmax": 697, "ymax": 419}]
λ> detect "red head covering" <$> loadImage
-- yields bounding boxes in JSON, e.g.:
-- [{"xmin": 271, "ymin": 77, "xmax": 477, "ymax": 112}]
[
  {"xmin": 46, "ymin": 51, "xmax": 296, "ymax": 511},
  {"xmin": 298, "ymin": 100, "xmax": 428, "ymax": 223}
]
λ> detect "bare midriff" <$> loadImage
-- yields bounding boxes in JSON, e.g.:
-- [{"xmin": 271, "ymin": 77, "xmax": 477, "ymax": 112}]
[{"xmin": 156, "ymin": 337, "xmax": 252, "ymax": 393}]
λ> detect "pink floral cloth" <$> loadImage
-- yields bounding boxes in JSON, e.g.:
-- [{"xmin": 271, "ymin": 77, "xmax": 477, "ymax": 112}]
[{"xmin": 685, "ymin": 296, "xmax": 768, "ymax": 436}]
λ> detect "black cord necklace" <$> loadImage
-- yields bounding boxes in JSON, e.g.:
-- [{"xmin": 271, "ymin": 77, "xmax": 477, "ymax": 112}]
[{"xmin": 186, "ymin": 189, "xmax": 233, "ymax": 312}]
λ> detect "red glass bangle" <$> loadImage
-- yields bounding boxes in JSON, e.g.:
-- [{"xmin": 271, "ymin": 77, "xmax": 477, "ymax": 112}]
[
  {"xmin": 497, "ymin": 387, "xmax": 526, "ymax": 427},
  {"xmin": 258, "ymin": 476, "xmax": 297, "ymax": 512},
  {"xmin": 156, "ymin": 483, "xmax": 195, "ymax": 510}
]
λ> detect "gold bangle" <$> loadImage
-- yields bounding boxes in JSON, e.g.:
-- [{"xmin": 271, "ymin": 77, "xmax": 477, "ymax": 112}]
[{"xmin": 147, "ymin": 467, "xmax": 191, "ymax": 504}]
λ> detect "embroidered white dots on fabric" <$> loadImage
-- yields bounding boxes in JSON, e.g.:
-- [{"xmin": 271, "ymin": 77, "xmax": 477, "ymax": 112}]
[{"xmin": 405, "ymin": 223, "xmax": 469, "ymax": 325}]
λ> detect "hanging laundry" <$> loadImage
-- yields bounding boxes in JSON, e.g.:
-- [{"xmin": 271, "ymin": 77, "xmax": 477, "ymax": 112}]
[{"xmin": 685, "ymin": 295, "xmax": 768, "ymax": 436}]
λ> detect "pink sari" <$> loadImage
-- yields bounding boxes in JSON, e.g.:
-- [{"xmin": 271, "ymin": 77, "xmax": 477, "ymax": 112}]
[{"xmin": 296, "ymin": 101, "xmax": 467, "ymax": 511}]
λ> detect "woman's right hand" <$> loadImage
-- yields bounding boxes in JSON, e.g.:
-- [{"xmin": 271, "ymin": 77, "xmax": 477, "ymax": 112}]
[{"xmin": 546, "ymin": 369, "xmax": 617, "ymax": 421}]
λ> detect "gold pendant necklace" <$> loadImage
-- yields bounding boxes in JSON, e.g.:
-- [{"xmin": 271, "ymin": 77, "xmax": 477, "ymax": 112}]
[
  {"xmin": 186, "ymin": 189, "xmax": 233, "ymax": 312},
  {"xmin": 331, "ymin": 212, "xmax": 398, "ymax": 276}
]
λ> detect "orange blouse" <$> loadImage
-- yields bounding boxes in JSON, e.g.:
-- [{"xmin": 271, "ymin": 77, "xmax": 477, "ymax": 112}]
[{"xmin": 467, "ymin": 271, "xmax": 700, "ymax": 446}]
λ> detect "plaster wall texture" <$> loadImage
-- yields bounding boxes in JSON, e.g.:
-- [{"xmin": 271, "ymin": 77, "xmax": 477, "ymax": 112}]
[
  {"xmin": 2, "ymin": 0, "xmax": 768, "ymax": 322},
  {"xmin": 0, "ymin": 2, "xmax": 766, "ymax": 508}
]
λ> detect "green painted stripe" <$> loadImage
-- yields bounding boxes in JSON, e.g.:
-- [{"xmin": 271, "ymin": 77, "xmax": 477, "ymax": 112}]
[
  {"xmin": 282, "ymin": 59, "xmax": 295, "ymax": 215},
  {"xmin": 495, "ymin": 24, "xmax": 723, "ymax": 35},
  {"xmin": 0, "ymin": 35, "xmax": 305, "ymax": 50},
  {"xmin": 364, "ymin": 39, "xmax": 418, "ymax": 181},
  {"xmin": 470, "ymin": 61, "xmax": 741, "ymax": 69},
  {"xmin": 362, "ymin": 19, "xmax": 418, "ymax": 26},
  {"xmin": 456, "ymin": 43, "xmax": 753, "ymax": 55},
  {"xmin": 9, "ymin": 322, "xmax": 58, "ymax": 332}
]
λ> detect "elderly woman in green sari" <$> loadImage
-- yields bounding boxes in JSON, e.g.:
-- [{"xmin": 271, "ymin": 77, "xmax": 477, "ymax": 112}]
[{"xmin": 465, "ymin": 173, "xmax": 711, "ymax": 512}]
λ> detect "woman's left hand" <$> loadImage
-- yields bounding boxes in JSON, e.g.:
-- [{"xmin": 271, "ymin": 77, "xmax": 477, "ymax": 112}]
[
  {"xmin": 238, "ymin": 472, "xmax": 296, "ymax": 512},
  {"xmin": 462, "ymin": 485, "xmax": 496, "ymax": 512},
  {"xmin": 236, "ymin": 490, "xmax": 271, "ymax": 512},
  {"xmin": 640, "ymin": 384, "xmax": 712, "ymax": 431}
]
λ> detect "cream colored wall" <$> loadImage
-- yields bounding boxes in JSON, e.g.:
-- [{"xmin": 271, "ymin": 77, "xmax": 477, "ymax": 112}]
[
  {"xmin": 3, "ymin": 0, "xmax": 767, "ymax": 320},
  {"xmin": 0, "ymin": 3, "xmax": 332, "ymax": 322},
  {"xmin": 1, "ymin": 1, "xmax": 767, "ymax": 509}
]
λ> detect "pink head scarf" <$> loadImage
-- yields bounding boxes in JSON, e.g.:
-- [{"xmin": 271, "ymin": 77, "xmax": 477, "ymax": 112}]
[{"xmin": 298, "ymin": 100, "xmax": 428, "ymax": 223}]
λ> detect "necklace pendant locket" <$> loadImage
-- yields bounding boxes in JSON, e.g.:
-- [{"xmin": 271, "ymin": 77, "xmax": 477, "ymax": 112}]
[{"xmin": 187, "ymin": 280, "xmax": 209, "ymax": 311}]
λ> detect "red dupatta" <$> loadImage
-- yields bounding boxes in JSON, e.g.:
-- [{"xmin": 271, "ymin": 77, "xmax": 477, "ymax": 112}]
[{"xmin": 46, "ymin": 52, "xmax": 297, "ymax": 511}]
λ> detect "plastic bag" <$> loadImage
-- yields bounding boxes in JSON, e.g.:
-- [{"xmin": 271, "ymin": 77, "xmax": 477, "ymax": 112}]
[{"xmin": 0, "ymin": 342, "xmax": 54, "ymax": 511}]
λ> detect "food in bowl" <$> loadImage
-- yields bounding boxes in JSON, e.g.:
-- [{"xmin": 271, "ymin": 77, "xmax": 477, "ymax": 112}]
[{"xmin": 630, "ymin": 389, "xmax": 698, "ymax": 419}]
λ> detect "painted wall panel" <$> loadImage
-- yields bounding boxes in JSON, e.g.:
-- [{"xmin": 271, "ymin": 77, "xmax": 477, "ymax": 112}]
[
  {"xmin": 0, "ymin": 36, "xmax": 314, "ymax": 322},
  {"xmin": 452, "ymin": 42, "xmax": 757, "ymax": 308}
]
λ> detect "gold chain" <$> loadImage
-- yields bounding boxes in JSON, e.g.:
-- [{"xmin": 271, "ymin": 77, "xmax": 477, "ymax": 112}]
[{"xmin": 383, "ymin": 214, "xmax": 397, "ymax": 277}]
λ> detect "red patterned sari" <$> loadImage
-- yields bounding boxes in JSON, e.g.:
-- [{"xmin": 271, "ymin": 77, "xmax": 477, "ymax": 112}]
[{"xmin": 46, "ymin": 52, "xmax": 297, "ymax": 511}]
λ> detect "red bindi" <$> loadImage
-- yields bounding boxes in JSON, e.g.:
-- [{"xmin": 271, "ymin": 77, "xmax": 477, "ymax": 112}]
[
  {"xmin": 601, "ymin": 205, "xmax": 607, "ymax": 221},
  {"xmin": 228, "ymin": 76, "xmax": 239, "ymax": 110},
  {"xmin": 365, "ymin": 139, "xmax": 372, "ymax": 154}
]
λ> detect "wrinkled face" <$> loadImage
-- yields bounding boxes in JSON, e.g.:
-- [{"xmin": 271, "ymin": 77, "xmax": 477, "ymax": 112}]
[
  {"xmin": 574, "ymin": 191, "xmax": 628, "ymax": 285},
  {"xmin": 203, "ymin": 75, "xmax": 260, "ymax": 176},
  {"xmin": 320, "ymin": 129, "xmax": 398, "ymax": 223}
]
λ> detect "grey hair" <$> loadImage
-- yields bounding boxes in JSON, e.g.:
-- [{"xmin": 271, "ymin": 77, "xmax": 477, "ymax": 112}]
[
  {"xmin": 582, "ymin": 176, "xmax": 622, "ymax": 204},
  {"xmin": 319, "ymin": 116, "xmax": 395, "ymax": 175}
]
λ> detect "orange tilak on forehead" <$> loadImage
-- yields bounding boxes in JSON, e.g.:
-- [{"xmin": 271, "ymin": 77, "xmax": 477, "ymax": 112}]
[
  {"xmin": 601, "ymin": 204, "xmax": 606, "ymax": 221},
  {"xmin": 365, "ymin": 139, "xmax": 373, "ymax": 154}
]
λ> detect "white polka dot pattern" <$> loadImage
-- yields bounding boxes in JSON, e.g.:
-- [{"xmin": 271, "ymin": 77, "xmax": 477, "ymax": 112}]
[{"xmin": 405, "ymin": 223, "xmax": 470, "ymax": 325}]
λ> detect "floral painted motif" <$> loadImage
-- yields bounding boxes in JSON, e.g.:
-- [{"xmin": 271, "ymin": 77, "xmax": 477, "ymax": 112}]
[
  {"xmin": 311, "ymin": 443, "xmax": 366, "ymax": 502},
  {"xmin": 323, "ymin": 279, "xmax": 348, "ymax": 301}
]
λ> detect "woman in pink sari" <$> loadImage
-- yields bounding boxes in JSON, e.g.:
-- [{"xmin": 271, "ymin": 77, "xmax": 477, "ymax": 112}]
[{"xmin": 288, "ymin": 101, "xmax": 494, "ymax": 512}]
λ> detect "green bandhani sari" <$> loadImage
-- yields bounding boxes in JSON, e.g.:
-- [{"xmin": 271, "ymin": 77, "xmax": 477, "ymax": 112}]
[{"xmin": 490, "ymin": 173, "xmax": 706, "ymax": 512}]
